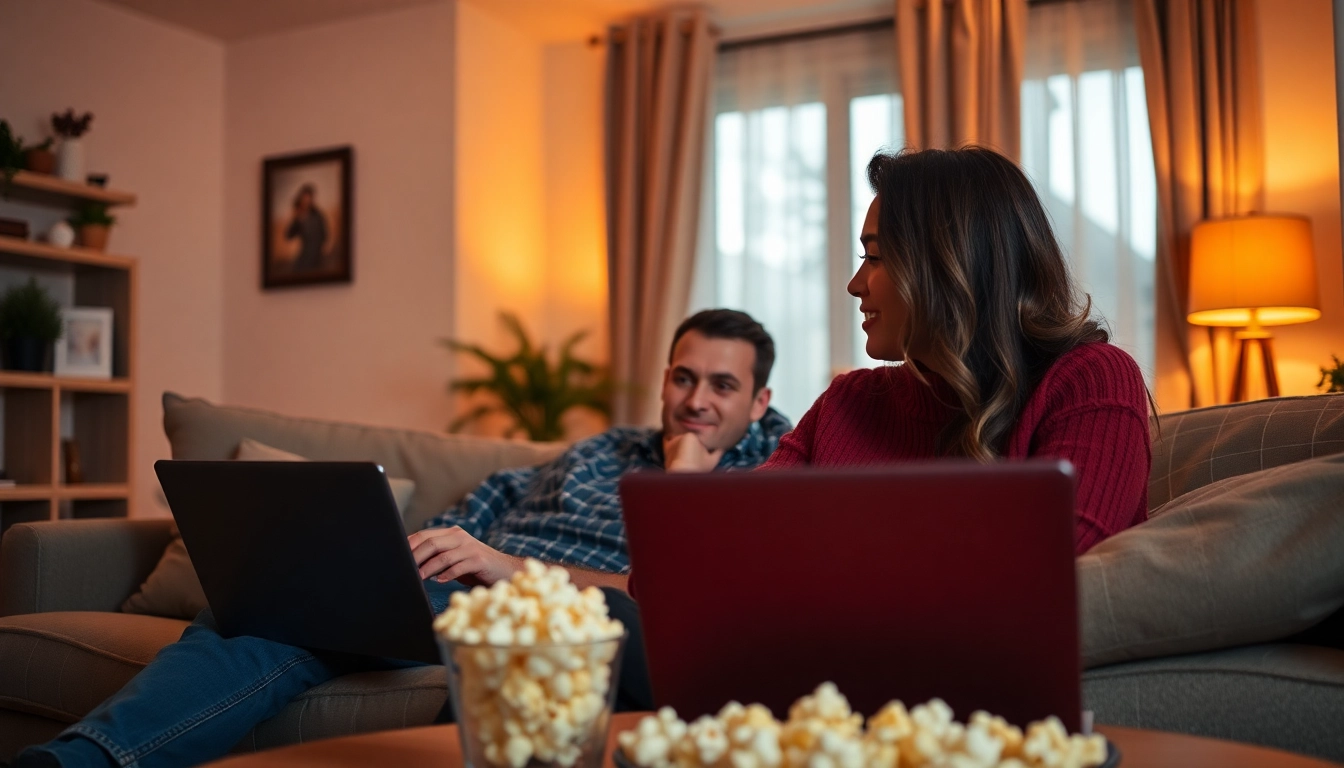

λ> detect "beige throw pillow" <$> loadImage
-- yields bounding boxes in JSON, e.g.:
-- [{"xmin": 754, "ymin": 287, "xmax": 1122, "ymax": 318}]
[
  {"xmin": 121, "ymin": 440, "xmax": 418, "ymax": 619},
  {"xmin": 1079, "ymin": 451, "xmax": 1344, "ymax": 668},
  {"xmin": 233, "ymin": 438, "xmax": 417, "ymax": 512}
]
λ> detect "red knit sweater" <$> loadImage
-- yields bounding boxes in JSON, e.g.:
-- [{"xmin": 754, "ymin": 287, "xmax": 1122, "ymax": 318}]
[{"xmin": 761, "ymin": 342, "xmax": 1151, "ymax": 554}]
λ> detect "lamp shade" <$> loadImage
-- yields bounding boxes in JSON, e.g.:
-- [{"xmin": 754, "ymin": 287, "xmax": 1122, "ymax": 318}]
[{"xmin": 1188, "ymin": 214, "xmax": 1320, "ymax": 326}]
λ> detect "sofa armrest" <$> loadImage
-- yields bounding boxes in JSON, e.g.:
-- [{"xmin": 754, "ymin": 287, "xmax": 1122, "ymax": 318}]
[{"xmin": 0, "ymin": 519, "xmax": 176, "ymax": 617}]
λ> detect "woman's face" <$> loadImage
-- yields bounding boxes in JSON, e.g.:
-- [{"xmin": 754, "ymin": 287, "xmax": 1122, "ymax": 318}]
[{"xmin": 848, "ymin": 196, "xmax": 910, "ymax": 361}]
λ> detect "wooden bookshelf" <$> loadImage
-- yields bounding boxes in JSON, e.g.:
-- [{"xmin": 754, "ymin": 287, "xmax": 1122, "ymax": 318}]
[
  {"xmin": 0, "ymin": 175, "xmax": 136, "ymax": 533},
  {"xmin": 1, "ymin": 170, "xmax": 136, "ymax": 207}
]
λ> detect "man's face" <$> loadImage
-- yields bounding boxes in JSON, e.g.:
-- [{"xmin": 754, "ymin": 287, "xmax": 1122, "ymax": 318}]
[{"xmin": 660, "ymin": 330, "xmax": 771, "ymax": 453}]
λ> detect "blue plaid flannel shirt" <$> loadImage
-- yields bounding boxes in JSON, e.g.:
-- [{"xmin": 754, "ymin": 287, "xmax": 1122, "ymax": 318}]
[{"xmin": 422, "ymin": 408, "xmax": 792, "ymax": 574}]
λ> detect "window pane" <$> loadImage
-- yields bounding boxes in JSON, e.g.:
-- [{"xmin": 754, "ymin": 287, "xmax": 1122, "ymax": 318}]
[
  {"xmin": 714, "ymin": 102, "xmax": 829, "ymax": 423},
  {"xmin": 849, "ymin": 94, "xmax": 903, "ymax": 369}
]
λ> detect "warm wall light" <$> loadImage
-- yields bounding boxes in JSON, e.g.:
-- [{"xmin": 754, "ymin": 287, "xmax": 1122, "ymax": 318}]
[{"xmin": 1188, "ymin": 214, "xmax": 1320, "ymax": 401}]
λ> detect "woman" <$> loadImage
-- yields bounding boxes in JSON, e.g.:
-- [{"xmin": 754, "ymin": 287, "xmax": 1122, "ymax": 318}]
[{"xmin": 763, "ymin": 147, "xmax": 1151, "ymax": 554}]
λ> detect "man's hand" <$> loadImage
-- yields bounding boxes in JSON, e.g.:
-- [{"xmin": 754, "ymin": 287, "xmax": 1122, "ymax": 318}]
[
  {"xmin": 407, "ymin": 527, "xmax": 523, "ymax": 587},
  {"xmin": 663, "ymin": 433, "xmax": 721, "ymax": 472}
]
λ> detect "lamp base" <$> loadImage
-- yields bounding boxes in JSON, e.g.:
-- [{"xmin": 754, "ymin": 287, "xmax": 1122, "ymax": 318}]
[{"xmin": 1232, "ymin": 334, "xmax": 1279, "ymax": 402}]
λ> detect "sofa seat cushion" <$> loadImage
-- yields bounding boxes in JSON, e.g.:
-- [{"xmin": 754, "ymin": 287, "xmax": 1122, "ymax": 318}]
[
  {"xmin": 239, "ymin": 666, "xmax": 447, "ymax": 752},
  {"xmin": 0, "ymin": 612, "xmax": 189, "ymax": 722},
  {"xmin": 1083, "ymin": 643, "xmax": 1344, "ymax": 762}
]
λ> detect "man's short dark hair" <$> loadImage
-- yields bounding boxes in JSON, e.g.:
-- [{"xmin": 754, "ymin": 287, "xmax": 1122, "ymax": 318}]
[{"xmin": 668, "ymin": 309, "xmax": 776, "ymax": 393}]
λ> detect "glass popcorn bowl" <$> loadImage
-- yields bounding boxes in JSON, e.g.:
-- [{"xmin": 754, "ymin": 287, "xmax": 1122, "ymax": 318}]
[{"xmin": 439, "ymin": 634, "xmax": 628, "ymax": 768}]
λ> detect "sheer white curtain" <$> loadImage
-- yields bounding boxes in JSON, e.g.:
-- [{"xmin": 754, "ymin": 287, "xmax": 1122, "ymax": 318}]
[
  {"xmin": 1021, "ymin": 0, "xmax": 1158, "ymax": 378},
  {"xmin": 693, "ymin": 27, "xmax": 901, "ymax": 423}
]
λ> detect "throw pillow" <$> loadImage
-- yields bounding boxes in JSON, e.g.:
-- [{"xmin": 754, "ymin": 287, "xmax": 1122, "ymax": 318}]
[
  {"xmin": 233, "ymin": 438, "xmax": 417, "ymax": 513},
  {"xmin": 121, "ymin": 440, "xmax": 418, "ymax": 620},
  {"xmin": 1079, "ymin": 451, "xmax": 1344, "ymax": 668}
]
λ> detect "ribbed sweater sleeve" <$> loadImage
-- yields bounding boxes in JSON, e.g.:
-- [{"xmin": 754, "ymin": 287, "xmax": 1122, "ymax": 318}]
[{"xmin": 1009, "ymin": 344, "xmax": 1151, "ymax": 555}]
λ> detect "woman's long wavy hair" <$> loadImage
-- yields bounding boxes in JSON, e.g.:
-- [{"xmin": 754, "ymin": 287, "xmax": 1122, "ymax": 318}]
[{"xmin": 868, "ymin": 147, "xmax": 1109, "ymax": 461}]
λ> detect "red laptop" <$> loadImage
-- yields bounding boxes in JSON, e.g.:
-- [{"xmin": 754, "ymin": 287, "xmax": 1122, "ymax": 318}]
[{"xmin": 618, "ymin": 460, "xmax": 1082, "ymax": 731}]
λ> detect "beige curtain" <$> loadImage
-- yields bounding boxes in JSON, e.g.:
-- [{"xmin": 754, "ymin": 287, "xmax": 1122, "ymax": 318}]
[
  {"xmin": 1134, "ymin": 0, "xmax": 1263, "ymax": 409},
  {"xmin": 895, "ymin": 0, "xmax": 1028, "ymax": 158},
  {"xmin": 605, "ymin": 9, "xmax": 716, "ymax": 426}
]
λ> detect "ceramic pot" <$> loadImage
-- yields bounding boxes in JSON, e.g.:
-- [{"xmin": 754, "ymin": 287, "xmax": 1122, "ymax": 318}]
[
  {"xmin": 24, "ymin": 148, "xmax": 56, "ymax": 175},
  {"xmin": 79, "ymin": 224, "xmax": 109, "ymax": 251},
  {"xmin": 56, "ymin": 137, "xmax": 85, "ymax": 182},
  {"xmin": 4, "ymin": 336, "xmax": 50, "ymax": 372}
]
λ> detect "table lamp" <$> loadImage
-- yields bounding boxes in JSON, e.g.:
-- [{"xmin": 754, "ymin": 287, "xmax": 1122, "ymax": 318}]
[{"xmin": 1188, "ymin": 214, "xmax": 1320, "ymax": 401}]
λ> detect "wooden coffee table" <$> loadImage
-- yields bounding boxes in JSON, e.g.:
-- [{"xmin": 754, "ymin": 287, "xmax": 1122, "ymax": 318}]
[{"xmin": 208, "ymin": 712, "xmax": 1340, "ymax": 767}]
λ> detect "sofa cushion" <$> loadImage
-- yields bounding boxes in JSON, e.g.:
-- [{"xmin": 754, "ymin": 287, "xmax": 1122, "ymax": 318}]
[
  {"xmin": 1148, "ymin": 392, "xmax": 1344, "ymax": 510},
  {"xmin": 162, "ymin": 392, "xmax": 566, "ymax": 532},
  {"xmin": 0, "ymin": 612, "xmax": 189, "ymax": 722},
  {"xmin": 1079, "ymin": 452, "xmax": 1344, "ymax": 668},
  {"xmin": 239, "ymin": 667, "xmax": 447, "ymax": 751},
  {"xmin": 1083, "ymin": 643, "xmax": 1344, "ymax": 762}
]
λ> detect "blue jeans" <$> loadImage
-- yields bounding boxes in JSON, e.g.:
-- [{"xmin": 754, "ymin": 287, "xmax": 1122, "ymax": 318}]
[{"xmin": 19, "ymin": 580, "xmax": 466, "ymax": 768}]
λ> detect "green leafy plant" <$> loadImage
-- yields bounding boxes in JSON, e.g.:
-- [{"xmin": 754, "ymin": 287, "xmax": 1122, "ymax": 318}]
[
  {"xmin": 1318, "ymin": 355, "xmax": 1344, "ymax": 393},
  {"xmin": 0, "ymin": 120, "xmax": 24, "ymax": 182},
  {"xmin": 441, "ymin": 312, "xmax": 612, "ymax": 441},
  {"xmin": 0, "ymin": 122, "xmax": 53, "ymax": 182},
  {"xmin": 0, "ymin": 278, "xmax": 63, "ymax": 343},
  {"xmin": 68, "ymin": 202, "xmax": 116, "ymax": 228}
]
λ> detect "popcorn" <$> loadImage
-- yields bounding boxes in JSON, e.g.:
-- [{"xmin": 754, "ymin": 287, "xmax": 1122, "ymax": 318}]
[
  {"xmin": 434, "ymin": 559, "xmax": 625, "ymax": 768},
  {"xmin": 617, "ymin": 684, "xmax": 1108, "ymax": 768}
]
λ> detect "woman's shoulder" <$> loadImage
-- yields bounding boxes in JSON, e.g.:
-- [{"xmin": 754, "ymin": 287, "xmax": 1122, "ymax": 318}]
[{"xmin": 1038, "ymin": 342, "xmax": 1147, "ymax": 406}]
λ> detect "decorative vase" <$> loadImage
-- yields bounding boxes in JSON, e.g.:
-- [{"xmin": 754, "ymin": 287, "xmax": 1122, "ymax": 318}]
[
  {"xmin": 48, "ymin": 221, "xmax": 75, "ymax": 248},
  {"xmin": 56, "ymin": 137, "xmax": 85, "ymax": 182},
  {"xmin": 4, "ymin": 336, "xmax": 50, "ymax": 372},
  {"xmin": 78, "ymin": 224, "xmax": 109, "ymax": 251},
  {"xmin": 24, "ymin": 148, "xmax": 56, "ymax": 175}
]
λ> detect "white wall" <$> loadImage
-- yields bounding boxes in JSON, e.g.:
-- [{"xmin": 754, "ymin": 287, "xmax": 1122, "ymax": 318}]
[
  {"xmin": 222, "ymin": 2, "xmax": 458, "ymax": 433},
  {"xmin": 0, "ymin": 0, "xmax": 225, "ymax": 517}
]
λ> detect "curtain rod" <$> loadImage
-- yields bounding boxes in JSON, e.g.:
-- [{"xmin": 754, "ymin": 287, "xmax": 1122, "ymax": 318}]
[
  {"xmin": 718, "ymin": 17, "xmax": 893, "ymax": 52},
  {"xmin": 592, "ymin": 0, "xmax": 1074, "ymax": 49}
]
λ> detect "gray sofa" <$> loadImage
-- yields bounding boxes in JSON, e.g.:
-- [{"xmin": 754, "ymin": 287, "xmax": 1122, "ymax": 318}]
[{"xmin": 1, "ymin": 392, "xmax": 1342, "ymax": 763}]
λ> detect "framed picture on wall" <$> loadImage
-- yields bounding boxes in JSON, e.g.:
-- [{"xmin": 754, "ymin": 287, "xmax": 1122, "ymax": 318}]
[
  {"xmin": 261, "ymin": 146, "xmax": 353, "ymax": 289},
  {"xmin": 54, "ymin": 307, "xmax": 113, "ymax": 379}
]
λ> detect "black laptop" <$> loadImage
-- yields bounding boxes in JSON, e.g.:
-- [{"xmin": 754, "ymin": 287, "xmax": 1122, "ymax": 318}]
[{"xmin": 154, "ymin": 460, "xmax": 439, "ymax": 663}]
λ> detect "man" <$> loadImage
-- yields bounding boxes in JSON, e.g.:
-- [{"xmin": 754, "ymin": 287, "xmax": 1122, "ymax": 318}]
[{"xmin": 18, "ymin": 309, "xmax": 788, "ymax": 768}]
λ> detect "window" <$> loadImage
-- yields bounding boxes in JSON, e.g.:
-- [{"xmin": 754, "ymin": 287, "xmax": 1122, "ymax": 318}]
[
  {"xmin": 697, "ymin": 2, "xmax": 1156, "ymax": 424},
  {"xmin": 692, "ymin": 25, "xmax": 901, "ymax": 423},
  {"xmin": 1021, "ymin": 0, "xmax": 1157, "ymax": 378}
]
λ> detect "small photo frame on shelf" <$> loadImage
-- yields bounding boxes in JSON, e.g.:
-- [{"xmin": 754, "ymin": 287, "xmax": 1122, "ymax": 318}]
[
  {"xmin": 261, "ymin": 146, "xmax": 353, "ymax": 290},
  {"xmin": 54, "ymin": 307, "xmax": 113, "ymax": 379}
]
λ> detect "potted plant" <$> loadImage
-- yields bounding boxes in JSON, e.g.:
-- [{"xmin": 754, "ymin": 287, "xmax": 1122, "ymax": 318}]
[
  {"xmin": 51, "ymin": 109, "xmax": 93, "ymax": 182},
  {"xmin": 0, "ymin": 120, "xmax": 24, "ymax": 183},
  {"xmin": 0, "ymin": 121, "xmax": 55, "ymax": 180},
  {"xmin": 69, "ymin": 202, "xmax": 115, "ymax": 251},
  {"xmin": 441, "ymin": 312, "xmax": 612, "ymax": 441},
  {"xmin": 24, "ymin": 137, "xmax": 55, "ymax": 175},
  {"xmin": 1319, "ymin": 355, "xmax": 1344, "ymax": 393},
  {"xmin": 0, "ymin": 277, "xmax": 63, "ymax": 372}
]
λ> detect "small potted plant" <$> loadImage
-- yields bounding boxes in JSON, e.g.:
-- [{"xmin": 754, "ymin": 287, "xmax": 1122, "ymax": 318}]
[
  {"xmin": 51, "ymin": 109, "xmax": 93, "ymax": 182},
  {"xmin": 1319, "ymin": 355, "xmax": 1344, "ymax": 393},
  {"xmin": 24, "ymin": 137, "xmax": 55, "ymax": 175},
  {"xmin": 0, "ymin": 120, "xmax": 24, "ymax": 183},
  {"xmin": 0, "ymin": 121, "xmax": 55, "ymax": 180},
  {"xmin": 69, "ymin": 202, "xmax": 115, "ymax": 251},
  {"xmin": 0, "ymin": 277, "xmax": 63, "ymax": 372}
]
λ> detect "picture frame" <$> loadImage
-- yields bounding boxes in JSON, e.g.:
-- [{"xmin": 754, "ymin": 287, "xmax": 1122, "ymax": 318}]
[
  {"xmin": 261, "ymin": 146, "xmax": 353, "ymax": 289},
  {"xmin": 54, "ymin": 306, "xmax": 113, "ymax": 379}
]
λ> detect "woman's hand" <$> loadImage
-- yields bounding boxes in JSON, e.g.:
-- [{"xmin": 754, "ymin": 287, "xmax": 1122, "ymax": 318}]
[{"xmin": 407, "ymin": 526, "xmax": 523, "ymax": 587}]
